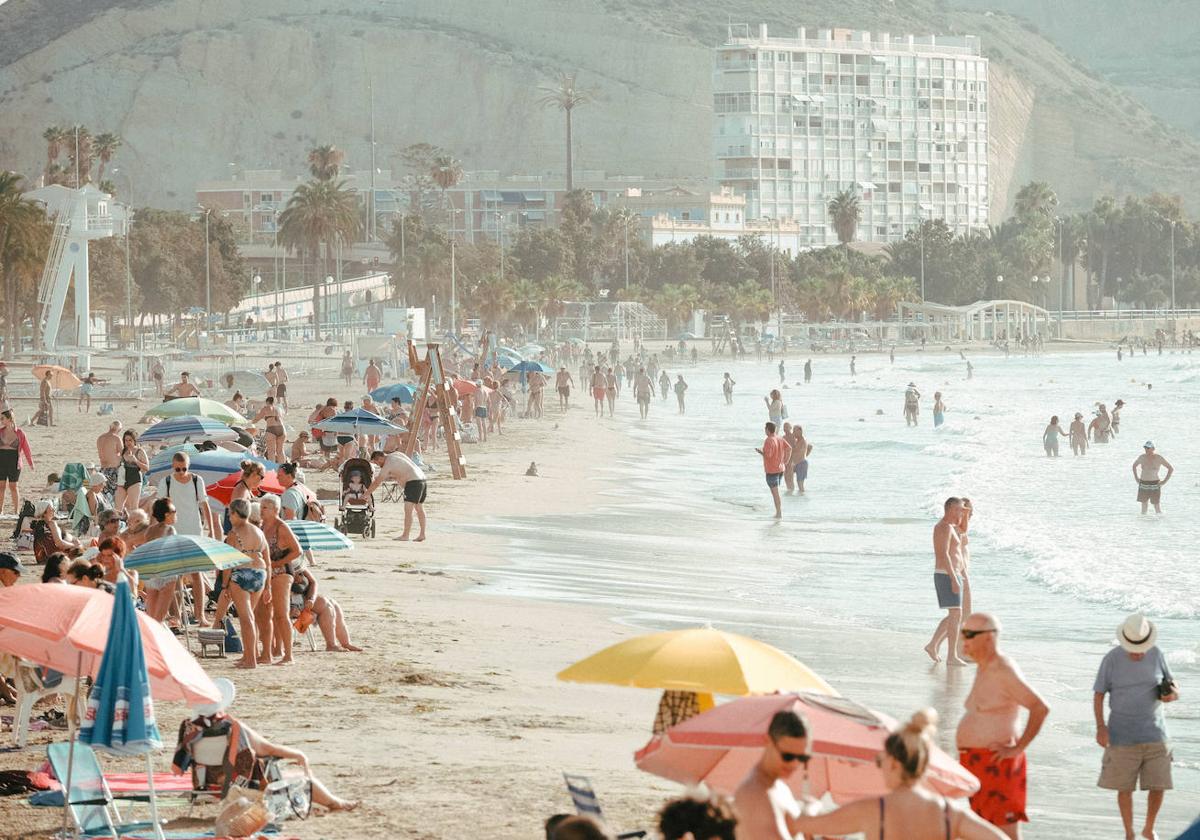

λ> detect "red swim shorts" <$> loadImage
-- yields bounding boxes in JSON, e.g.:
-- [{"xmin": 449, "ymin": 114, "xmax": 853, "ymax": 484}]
[{"xmin": 959, "ymin": 747, "xmax": 1028, "ymax": 827}]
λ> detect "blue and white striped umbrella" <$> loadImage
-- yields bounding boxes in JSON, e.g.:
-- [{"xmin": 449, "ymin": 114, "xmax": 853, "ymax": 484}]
[
  {"xmin": 146, "ymin": 448, "xmax": 275, "ymax": 485},
  {"xmin": 315, "ymin": 407, "xmax": 406, "ymax": 435},
  {"xmin": 124, "ymin": 534, "xmax": 249, "ymax": 580},
  {"xmin": 370, "ymin": 383, "xmax": 418, "ymax": 404},
  {"xmin": 139, "ymin": 415, "xmax": 239, "ymax": 444},
  {"xmin": 284, "ymin": 520, "xmax": 355, "ymax": 552}
]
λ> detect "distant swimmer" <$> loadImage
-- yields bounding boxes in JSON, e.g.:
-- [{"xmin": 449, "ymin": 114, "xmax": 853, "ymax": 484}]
[
  {"xmin": 967, "ymin": 360, "xmax": 974, "ymax": 380},
  {"xmin": 722, "ymin": 373, "xmax": 736, "ymax": 405},
  {"xmin": 1043, "ymin": 416, "xmax": 1067, "ymax": 457},
  {"xmin": 1110, "ymin": 399, "xmax": 1124, "ymax": 436},
  {"xmin": 1117, "ymin": 346, "xmax": 1123, "ymax": 361},
  {"xmin": 1069, "ymin": 413, "xmax": 1088, "ymax": 456},
  {"xmin": 933, "ymin": 392, "xmax": 946, "ymax": 428},
  {"xmin": 1089, "ymin": 405, "xmax": 1111, "ymax": 444},
  {"xmin": 764, "ymin": 389, "xmax": 786, "ymax": 427},
  {"xmin": 889, "ymin": 345, "xmax": 895, "ymax": 365},
  {"xmin": 674, "ymin": 375, "xmax": 688, "ymax": 414},
  {"xmin": 791, "ymin": 426, "xmax": 809, "ymax": 495},
  {"xmin": 850, "ymin": 355, "xmax": 857, "ymax": 377},
  {"xmin": 659, "ymin": 370, "xmax": 670, "ymax": 400},
  {"xmin": 903, "ymin": 382, "xmax": 921, "ymax": 427},
  {"xmin": 803, "ymin": 359, "xmax": 812, "ymax": 383},
  {"xmin": 925, "ymin": 497, "xmax": 966, "ymax": 666},
  {"xmin": 756, "ymin": 422, "xmax": 792, "ymax": 519},
  {"xmin": 1132, "ymin": 441, "xmax": 1173, "ymax": 515},
  {"xmin": 778, "ymin": 359, "xmax": 786, "ymax": 384}
]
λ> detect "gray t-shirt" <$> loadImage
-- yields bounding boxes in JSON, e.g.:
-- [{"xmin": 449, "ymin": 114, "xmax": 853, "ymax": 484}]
[
  {"xmin": 280, "ymin": 486, "xmax": 306, "ymax": 519},
  {"xmin": 1093, "ymin": 646, "xmax": 1172, "ymax": 745}
]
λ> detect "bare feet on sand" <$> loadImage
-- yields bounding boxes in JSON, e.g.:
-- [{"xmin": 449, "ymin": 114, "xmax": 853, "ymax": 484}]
[{"xmin": 924, "ymin": 642, "xmax": 941, "ymax": 663}]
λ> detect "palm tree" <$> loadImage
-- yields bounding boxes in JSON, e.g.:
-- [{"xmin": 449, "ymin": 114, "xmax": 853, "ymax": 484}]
[
  {"xmin": 429, "ymin": 155, "xmax": 463, "ymax": 210},
  {"xmin": 827, "ymin": 190, "xmax": 861, "ymax": 248},
  {"xmin": 42, "ymin": 126, "xmax": 68, "ymax": 178},
  {"xmin": 538, "ymin": 275, "xmax": 577, "ymax": 326},
  {"xmin": 473, "ymin": 273, "xmax": 515, "ymax": 331},
  {"xmin": 510, "ymin": 278, "xmax": 541, "ymax": 332},
  {"xmin": 0, "ymin": 172, "xmax": 49, "ymax": 355},
  {"xmin": 537, "ymin": 72, "xmax": 592, "ymax": 192},
  {"xmin": 277, "ymin": 179, "xmax": 361, "ymax": 336},
  {"xmin": 1013, "ymin": 181, "xmax": 1058, "ymax": 224},
  {"xmin": 92, "ymin": 133, "xmax": 122, "ymax": 183},
  {"xmin": 307, "ymin": 145, "xmax": 345, "ymax": 182}
]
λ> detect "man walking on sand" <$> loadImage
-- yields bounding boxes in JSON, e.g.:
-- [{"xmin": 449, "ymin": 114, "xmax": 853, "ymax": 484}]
[
  {"xmin": 556, "ymin": 366, "xmax": 575, "ymax": 411},
  {"xmin": 733, "ymin": 710, "xmax": 811, "ymax": 840},
  {"xmin": 925, "ymin": 497, "xmax": 966, "ymax": 665},
  {"xmin": 1132, "ymin": 442, "xmax": 1173, "ymax": 515},
  {"xmin": 590, "ymin": 365, "xmax": 606, "ymax": 417},
  {"xmin": 368, "ymin": 450, "xmax": 427, "ymax": 541},
  {"xmin": 755, "ymin": 422, "xmax": 791, "ymax": 519},
  {"xmin": 96, "ymin": 420, "xmax": 123, "ymax": 496},
  {"xmin": 957, "ymin": 613, "xmax": 1050, "ymax": 839},
  {"xmin": 634, "ymin": 367, "xmax": 654, "ymax": 420},
  {"xmin": 1094, "ymin": 613, "xmax": 1178, "ymax": 840}
]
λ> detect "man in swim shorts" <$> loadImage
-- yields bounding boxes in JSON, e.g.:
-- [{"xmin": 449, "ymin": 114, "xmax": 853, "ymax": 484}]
[
  {"xmin": 755, "ymin": 422, "xmax": 791, "ymax": 519},
  {"xmin": 925, "ymin": 497, "xmax": 966, "ymax": 665},
  {"xmin": 556, "ymin": 366, "xmax": 574, "ymax": 411},
  {"xmin": 1132, "ymin": 441, "xmax": 1173, "ymax": 515},
  {"xmin": 590, "ymin": 365, "xmax": 606, "ymax": 418},
  {"xmin": 957, "ymin": 613, "xmax": 1050, "ymax": 839},
  {"xmin": 633, "ymin": 367, "xmax": 653, "ymax": 420}
]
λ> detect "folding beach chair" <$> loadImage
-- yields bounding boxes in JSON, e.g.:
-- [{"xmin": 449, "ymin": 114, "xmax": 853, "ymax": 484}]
[
  {"xmin": 562, "ymin": 773, "xmax": 646, "ymax": 839},
  {"xmin": 46, "ymin": 741, "xmax": 158, "ymax": 838},
  {"xmin": 12, "ymin": 662, "xmax": 86, "ymax": 747},
  {"xmin": 380, "ymin": 481, "xmax": 403, "ymax": 503}
]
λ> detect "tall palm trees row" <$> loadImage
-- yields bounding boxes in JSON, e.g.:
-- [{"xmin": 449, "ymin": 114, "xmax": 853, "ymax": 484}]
[{"xmin": 41, "ymin": 126, "xmax": 122, "ymax": 190}]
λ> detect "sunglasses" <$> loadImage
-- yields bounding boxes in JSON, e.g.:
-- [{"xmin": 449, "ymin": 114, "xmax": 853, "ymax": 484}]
[
  {"xmin": 779, "ymin": 751, "xmax": 811, "ymax": 764},
  {"xmin": 173, "ymin": 466, "xmax": 187, "ymax": 472},
  {"xmin": 961, "ymin": 628, "xmax": 997, "ymax": 639}
]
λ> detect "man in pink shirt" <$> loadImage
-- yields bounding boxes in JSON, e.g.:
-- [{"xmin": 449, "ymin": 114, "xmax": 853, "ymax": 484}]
[{"xmin": 755, "ymin": 422, "xmax": 791, "ymax": 518}]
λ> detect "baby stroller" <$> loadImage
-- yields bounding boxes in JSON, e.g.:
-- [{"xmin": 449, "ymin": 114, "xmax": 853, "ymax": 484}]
[{"xmin": 334, "ymin": 457, "xmax": 376, "ymax": 538}]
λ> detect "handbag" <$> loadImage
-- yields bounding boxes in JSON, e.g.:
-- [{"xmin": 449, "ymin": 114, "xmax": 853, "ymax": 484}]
[
  {"xmin": 215, "ymin": 786, "xmax": 270, "ymax": 837},
  {"xmin": 262, "ymin": 759, "xmax": 312, "ymax": 821},
  {"xmin": 223, "ymin": 617, "xmax": 243, "ymax": 655}
]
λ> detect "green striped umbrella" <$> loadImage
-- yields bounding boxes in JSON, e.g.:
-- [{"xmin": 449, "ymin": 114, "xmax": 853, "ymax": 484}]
[
  {"xmin": 284, "ymin": 520, "xmax": 354, "ymax": 552},
  {"xmin": 123, "ymin": 535, "xmax": 248, "ymax": 580},
  {"xmin": 145, "ymin": 397, "xmax": 247, "ymax": 425}
]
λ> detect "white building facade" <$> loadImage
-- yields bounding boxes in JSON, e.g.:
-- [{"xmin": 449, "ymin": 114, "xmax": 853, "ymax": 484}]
[{"xmin": 714, "ymin": 24, "xmax": 990, "ymax": 248}]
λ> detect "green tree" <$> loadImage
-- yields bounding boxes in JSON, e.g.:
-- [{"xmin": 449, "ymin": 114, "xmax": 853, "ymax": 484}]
[
  {"xmin": 307, "ymin": 145, "xmax": 345, "ymax": 182},
  {"xmin": 430, "ymin": 155, "xmax": 464, "ymax": 209},
  {"xmin": 511, "ymin": 227, "xmax": 571, "ymax": 282},
  {"xmin": 42, "ymin": 126, "xmax": 69, "ymax": 181},
  {"xmin": 827, "ymin": 190, "xmax": 861, "ymax": 248},
  {"xmin": 92, "ymin": 132, "xmax": 122, "ymax": 183},
  {"xmin": 0, "ymin": 172, "xmax": 50, "ymax": 355},
  {"xmin": 396, "ymin": 143, "xmax": 445, "ymax": 221},
  {"xmin": 537, "ymin": 72, "xmax": 592, "ymax": 192},
  {"xmin": 277, "ymin": 179, "xmax": 361, "ymax": 333}
]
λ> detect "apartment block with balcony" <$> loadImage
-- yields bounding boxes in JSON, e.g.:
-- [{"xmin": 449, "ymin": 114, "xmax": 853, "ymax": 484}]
[{"xmin": 714, "ymin": 24, "xmax": 990, "ymax": 248}]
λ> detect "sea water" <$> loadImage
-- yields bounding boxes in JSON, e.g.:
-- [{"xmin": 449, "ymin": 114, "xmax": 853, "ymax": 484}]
[{"xmin": 465, "ymin": 347, "xmax": 1200, "ymax": 835}]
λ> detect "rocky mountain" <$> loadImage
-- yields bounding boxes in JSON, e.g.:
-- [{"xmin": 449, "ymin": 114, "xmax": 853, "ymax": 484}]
[{"xmin": 2, "ymin": 0, "xmax": 1199, "ymax": 215}]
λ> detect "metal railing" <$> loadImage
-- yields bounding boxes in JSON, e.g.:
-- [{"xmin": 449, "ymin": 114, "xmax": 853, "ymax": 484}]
[{"xmin": 1054, "ymin": 309, "xmax": 1200, "ymax": 321}]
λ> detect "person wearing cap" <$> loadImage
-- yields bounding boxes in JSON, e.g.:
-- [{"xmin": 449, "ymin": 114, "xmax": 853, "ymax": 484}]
[
  {"xmin": 1094, "ymin": 614, "xmax": 1178, "ymax": 840},
  {"xmin": 956, "ymin": 612, "xmax": 1050, "ymax": 838},
  {"xmin": 903, "ymin": 382, "xmax": 921, "ymax": 427},
  {"xmin": 1132, "ymin": 442, "xmax": 1173, "ymax": 515},
  {"xmin": 0, "ymin": 551, "xmax": 23, "ymax": 587}
]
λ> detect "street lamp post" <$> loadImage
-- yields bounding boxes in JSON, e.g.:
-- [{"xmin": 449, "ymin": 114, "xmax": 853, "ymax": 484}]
[
  {"xmin": 623, "ymin": 218, "xmax": 630, "ymax": 290},
  {"xmin": 1169, "ymin": 219, "xmax": 1176, "ymax": 315},
  {"xmin": 112, "ymin": 168, "xmax": 135, "ymax": 338},
  {"xmin": 199, "ymin": 206, "xmax": 212, "ymax": 327}
]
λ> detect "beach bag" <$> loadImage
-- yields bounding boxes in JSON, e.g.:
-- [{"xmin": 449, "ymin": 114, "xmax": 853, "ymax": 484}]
[
  {"xmin": 263, "ymin": 759, "xmax": 312, "ymax": 821},
  {"xmin": 223, "ymin": 618, "xmax": 243, "ymax": 655},
  {"xmin": 215, "ymin": 786, "xmax": 270, "ymax": 838}
]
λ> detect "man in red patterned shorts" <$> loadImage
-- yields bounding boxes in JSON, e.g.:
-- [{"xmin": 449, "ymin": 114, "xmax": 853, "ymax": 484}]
[{"xmin": 956, "ymin": 613, "xmax": 1050, "ymax": 838}]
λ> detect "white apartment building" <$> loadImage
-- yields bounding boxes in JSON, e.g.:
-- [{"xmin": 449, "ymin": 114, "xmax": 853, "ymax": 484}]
[{"xmin": 714, "ymin": 24, "xmax": 990, "ymax": 247}]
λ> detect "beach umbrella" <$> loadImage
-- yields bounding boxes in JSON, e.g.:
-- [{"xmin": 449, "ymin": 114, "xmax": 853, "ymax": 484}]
[
  {"xmin": 507, "ymin": 360, "xmax": 555, "ymax": 375},
  {"xmin": 497, "ymin": 345, "xmax": 523, "ymax": 359},
  {"xmin": 370, "ymin": 383, "xmax": 419, "ymax": 404},
  {"xmin": 1176, "ymin": 819, "xmax": 1200, "ymax": 840},
  {"xmin": 146, "ymin": 448, "xmax": 275, "ymax": 485},
  {"xmin": 145, "ymin": 397, "xmax": 247, "ymax": 425},
  {"xmin": 219, "ymin": 369, "xmax": 270, "ymax": 391},
  {"xmin": 123, "ymin": 534, "xmax": 249, "ymax": 581},
  {"xmin": 315, "ymin": 407, "xmax": 406, "ymax": 435},
  {"xmin": 206, "ymin": 470, "xmax": 286, "ymax": 505},
  {"xmin": 450, "ymin": 378, "xmax": 478, "ymax": 396},
  {"xmin": 77, "ymin": 578, "xmax": 166, "ymax": 837},
  {"xmin": 284, "ymin": 520, "xmax": 354, "ymax": 552},
  {"xmin": 634, "ymin": 693, "xmax": 979, "ymax": 804},
  {"xmin": 0, "ymin": 584, "xmax": 220, "ymax": 706},
  {"xmin": 32, "ymin": 364, "xmax": 81, "ymax": 390},
  {"xmin": 557, "ymin": 628, "xmax": 837, "ymax": 697},
  {"xmin": 138, "ymin": 415, "xmax": 239, "ymax": 444},
  {"xmin": 520, "ymin": 343, "xmax": 547, "ymax": 355}
]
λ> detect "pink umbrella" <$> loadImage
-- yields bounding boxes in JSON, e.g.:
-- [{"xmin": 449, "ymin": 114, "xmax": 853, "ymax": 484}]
[
  {"xmin": 635, "ymin": 692, "xmax": 978, "ymax": 804},
  {"xmin": 0, "ymin": 584, "xmax": 221, "ymax": 705}
]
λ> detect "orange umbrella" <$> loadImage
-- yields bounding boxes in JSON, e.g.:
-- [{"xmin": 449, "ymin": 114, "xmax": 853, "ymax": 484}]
[
  {"xmin": 206, "ymin": 470, "xmax": 286, "ymax": 505},
  {"xmin": 451, "ymin": 378, "xmax": 479, "ymax": 396},
  {"xmin": 0, "ymin": 583, "xmax": 220, "ymax": 705},
  {"xmin": 32, "ymin": 364, "xmax": 81, "ymax": 390}
]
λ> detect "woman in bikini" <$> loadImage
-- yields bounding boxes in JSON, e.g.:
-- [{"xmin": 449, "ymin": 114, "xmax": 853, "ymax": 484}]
[
  {"xmin": 141, "ymin": 498, "xmax": 179, "ymax": 621},
  {"xmin": 251, "ymin": 396, "xmax": 286, "ymax": 462},
  {"xmin": 792, "ymin": 708, "xmax": 1005, "ymax": 840},
  {"xmin": 115, "ymin": 430, "xmax": 149, "ymax": 515},
  {"xmin": 217, "ymin": 498, "xmax": 269, "ymax": 669},
  {"xmin": 255, "ymin": 495, "xmax": 301, "ymax": 665}
]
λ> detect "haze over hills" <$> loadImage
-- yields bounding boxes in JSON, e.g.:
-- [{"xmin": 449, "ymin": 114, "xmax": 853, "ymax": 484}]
[{"xmin": 1, "ymin": 0, "xmax": 1198, "ymax": 214}]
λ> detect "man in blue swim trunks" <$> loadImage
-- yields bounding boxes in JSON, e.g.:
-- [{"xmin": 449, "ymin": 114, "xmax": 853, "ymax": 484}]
[
  {"xmin": 755, "ymin": 422, "xmax": 791, "ymax": 519},
  {"xmin": 925, "ymin": 496, "xmax": 967, "ymax": 665}
]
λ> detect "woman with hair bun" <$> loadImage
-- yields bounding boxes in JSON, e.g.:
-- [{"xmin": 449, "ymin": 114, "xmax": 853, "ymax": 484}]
[{"xmin": 792, "ymin": 708, "xmax": 1006, "ymax": 839}]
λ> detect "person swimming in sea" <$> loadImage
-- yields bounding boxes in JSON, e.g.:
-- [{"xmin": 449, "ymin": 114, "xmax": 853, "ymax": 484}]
[
  {"xmin": 1043, "ymin": 416, "xmax": 1067, "ymax": 457},
  {"xmin": 1069, "ymin": 412, "xmax": 1088, "ymax": 456},
  {"xmin": 933, "ymin": 392, "xmax": 946, "ymax": 427}
]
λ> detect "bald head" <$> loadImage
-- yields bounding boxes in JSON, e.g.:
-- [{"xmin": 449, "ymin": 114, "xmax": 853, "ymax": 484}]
[{"xmin": 962, "ymin": 612, "xmax": 1001, "ymax": 633}]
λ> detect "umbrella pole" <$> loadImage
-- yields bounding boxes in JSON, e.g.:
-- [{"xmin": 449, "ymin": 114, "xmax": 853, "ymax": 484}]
[
  {"xmin": 61, "ymin": 652, "xmax": 82, "ymax": 839},
  {"xmin": 145, "ymin": 753, "xmax": 165, "ymax": 840}
]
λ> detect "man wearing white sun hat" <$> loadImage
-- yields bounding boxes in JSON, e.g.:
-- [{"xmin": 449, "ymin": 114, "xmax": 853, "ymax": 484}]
[{"xmin": 1093, "ymin": 613, "xmax": 1178, "ymax": 840}]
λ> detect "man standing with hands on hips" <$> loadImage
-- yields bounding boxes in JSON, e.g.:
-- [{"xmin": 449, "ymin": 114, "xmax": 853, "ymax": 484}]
[
  {"xmin": 1132, "ymin": 441, "xmax": 1173, "ymax": 515},
  {"xmin": 1094, "ymin": 613, "xmax": 1178, "ymax": 840}
]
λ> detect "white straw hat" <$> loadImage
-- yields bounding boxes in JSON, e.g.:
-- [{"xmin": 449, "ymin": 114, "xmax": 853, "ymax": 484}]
[
  {"xmin": 191, "ymin": 677, "xmax": 236, "ymax": 717},
  {"xmin": 1117, "ymin": 613, "xmax": 1157, "ymax": 653}
]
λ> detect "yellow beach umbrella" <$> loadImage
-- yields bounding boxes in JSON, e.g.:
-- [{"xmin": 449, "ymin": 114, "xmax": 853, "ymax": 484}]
[{"xmin": 557, "ymin": 627, "xmax": 837, "ymax": 697}]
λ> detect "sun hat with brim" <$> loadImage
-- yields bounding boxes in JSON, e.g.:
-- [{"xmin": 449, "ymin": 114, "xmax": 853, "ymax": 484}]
[
  {"xmin": 33, "ymin": 500, "xmax": 53, "ymax": 516},
  {"xmin": 191, "ymin": 677, "xmax": 236, "ymax": 716},
  {"xmin": 1117, "ymin": 613, "xmax": 1157, "ymax": 653}
]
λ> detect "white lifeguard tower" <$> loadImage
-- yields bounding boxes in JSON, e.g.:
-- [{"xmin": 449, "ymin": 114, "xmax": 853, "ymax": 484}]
[{"xmin": 25, "ymin": 184, "xmax": 116, "ymax": 365}]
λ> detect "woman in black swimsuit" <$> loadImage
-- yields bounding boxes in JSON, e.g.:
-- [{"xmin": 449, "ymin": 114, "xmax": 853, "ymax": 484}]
[
  {"xmin": 790, "ymin": 708, "xmax": 1005, "ymax": 840},
  {"xmin": 115, "ymin": 430, "xmax": 149, "ymax": 515},
  {"xmin": 0, "ymin": 409, "xmax": 29, "ymax": 518},
  {"xmin": 252, "ymin": 396, "xmax": 286, "ymax": 462}
]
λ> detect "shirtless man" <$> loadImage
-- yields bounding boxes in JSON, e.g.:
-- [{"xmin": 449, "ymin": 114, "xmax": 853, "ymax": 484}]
[
  {"xmin": 1069, "ymin": 412, "xmax": 1088, "ymax": 456},
  {"xmin": 96, "ymin": 421, "xmax": 123, "ymax": 496},
  {"xmin": 1132, "ymin": 441, "xmax": 1173, "ymax": 515},
  {"xmin": 633, "ymin": 367, "xmax": 654, "ymax": 420},
  {"xmin": 957, "ymin": 613, "xmax": 1050, "ymax": 839},
  {"xmin": 367, "ymin": 450, "xmax": 427, "ymax": 541},
  {"xmin": 1089, "ymin": 404, "xmax": 1111, "ymax": 444},
  {"xmin": 925, "ymin": 497, "xmax": 966, "ymax": 665},
  {"xmin": 273, "ymin": 361, "xmax": 289, "ymax": 409},
  {"xmin": 733, "ymin": 710, "xmax": 811, "ymax": 840},
  {"xmin": 555, "ymin": 366, "xmax": 574, "ymax": 411},
  {"xmin": 165, "ymin": 371, "xmax": 200, "ymax": 399},
  {"xmin": 590, "ymin": 365, "xmax": 606, "ymax": 418}
]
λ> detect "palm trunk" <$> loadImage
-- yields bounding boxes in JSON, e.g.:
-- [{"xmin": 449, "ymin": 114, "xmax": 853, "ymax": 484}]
[
  {"xmin": 312, "ymin": 244, "xmax": 323, "ymax": 340},
  {"xmin": 565, "ymin": 109, "xmax": 574, "ymax": 193}
]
